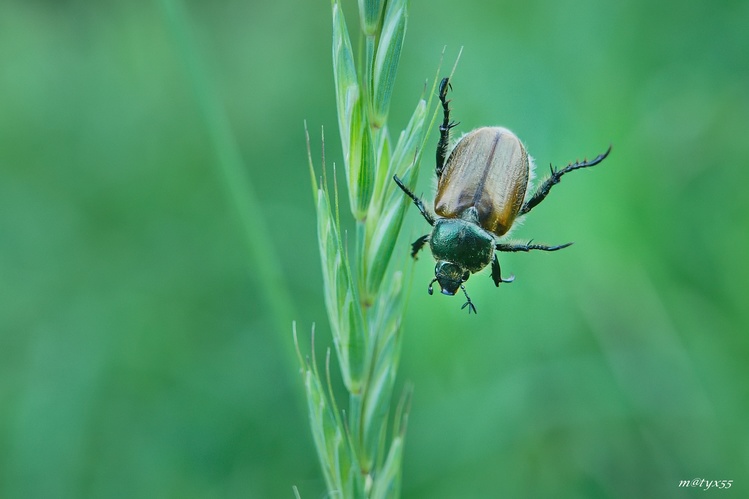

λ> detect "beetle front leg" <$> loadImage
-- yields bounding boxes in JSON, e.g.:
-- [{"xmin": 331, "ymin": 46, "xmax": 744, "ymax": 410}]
[
  {"xmin": 435, "ymin": 77, "xmax": 459, "ymax": 179},
  {"xmin": 460, "ymin": 284, "xmax": 477, "ymax": 314},
  {"xmin": 520, "ymin": 145, "xmax": 611, "ymax": 215},
  {"xmin": 491, "ymin": 254, "xmax": 515, "ymax": 287},
  {"xmin": 410, "ymin": 234, "xmax": 430, "ymax": 259},
  {"xmin": 393, "ymin": 175, "xmax": 435, "ymax": 226},
  {"xmin": 496, "ymin": 240, "xmax": 573, "ymax": 252}
]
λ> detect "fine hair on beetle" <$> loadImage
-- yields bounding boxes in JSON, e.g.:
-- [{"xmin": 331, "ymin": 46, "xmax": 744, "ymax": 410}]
[{"xmin": 394, "ymin": 77, "xmax": 611, "ymax": 314}]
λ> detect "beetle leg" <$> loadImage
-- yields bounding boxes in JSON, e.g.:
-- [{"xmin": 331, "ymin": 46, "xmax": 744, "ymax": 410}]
[
  {"xmin": 436, "ymin": 77, "xmax": 459, "ymax": 179},
  {"xmin": 393, "ymin": 175, "xmax": 435, "ymax": 226},
  {"xmin": 411, "ymin": 234, "xmax": 430, "ymax": 259},
  {"xmin": 520, "ymin": 145, "xmax": 612, "ymax": 215},
  {"xmin": 496, "ymin": 240, "xmax": 573, "ymax": 252},
  {"xmin": 460, "ymin": 284, "xmax": 477, "ymax": 314},
  {"xmin": 491, "ymin": 254, "xmax": 516, "ymax": 287}
]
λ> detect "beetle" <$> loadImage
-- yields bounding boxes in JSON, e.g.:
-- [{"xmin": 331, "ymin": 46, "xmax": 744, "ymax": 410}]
[{"xmin": 394, "ymin": 77, "xmax": 610, "ymax": 313}]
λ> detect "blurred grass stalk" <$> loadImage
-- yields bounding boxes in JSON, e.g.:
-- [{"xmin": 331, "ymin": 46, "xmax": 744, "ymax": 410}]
[
  {"xmin": 296, "ymin": 0, "xmax": 443, "ymax": 496},
  {"xmin": 160, "ymin": 0, "xmax": 295, "ymax": 332}
]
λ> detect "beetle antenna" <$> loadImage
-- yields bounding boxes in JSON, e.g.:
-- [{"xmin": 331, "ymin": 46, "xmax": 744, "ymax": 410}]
[
  {"xmin": 427, "ymin": 278, "xmax": 438, "ymax": 295},
  {"xmin": 460, "ymin": 284, "xmax": 477, "ymax": 314}
]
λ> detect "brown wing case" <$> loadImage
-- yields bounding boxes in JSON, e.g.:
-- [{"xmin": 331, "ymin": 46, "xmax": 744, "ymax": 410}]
[{"xmin": 434, "ymin": 127, "xmax": 529, "ymax": 237}]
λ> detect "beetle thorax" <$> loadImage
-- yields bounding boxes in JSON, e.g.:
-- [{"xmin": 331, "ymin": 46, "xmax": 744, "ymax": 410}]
[{"xmin": 429, "ymin": 218, "xmax": 495, "ymax": 274}]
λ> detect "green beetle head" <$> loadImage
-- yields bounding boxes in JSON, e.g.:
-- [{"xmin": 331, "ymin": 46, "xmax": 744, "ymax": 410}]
[{"xmin": 429, "ymin": 261, "xmax": 470, "ymax": 296}]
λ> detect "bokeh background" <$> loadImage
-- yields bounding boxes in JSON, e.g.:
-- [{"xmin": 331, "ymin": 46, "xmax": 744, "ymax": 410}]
[{"xmin": 2, "ymin": 0, "xmax": 748, "ymax": 497}]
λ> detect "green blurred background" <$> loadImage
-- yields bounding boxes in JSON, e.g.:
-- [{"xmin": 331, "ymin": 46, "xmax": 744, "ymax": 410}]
[{"xmin": 2, "ymin": 0, "xmax": 748, "ymax": 497}]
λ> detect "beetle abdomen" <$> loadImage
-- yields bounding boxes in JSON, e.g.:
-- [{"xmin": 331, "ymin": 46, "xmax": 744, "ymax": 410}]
[{"xmin": 435, "ymin": 127, "xmax": 529, "ymax": 237}]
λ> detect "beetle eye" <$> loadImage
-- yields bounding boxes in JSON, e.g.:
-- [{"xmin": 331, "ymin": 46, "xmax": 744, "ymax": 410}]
[{"xmin": 461, "ymin": 271, "xmax": 470, "ymax": 282}]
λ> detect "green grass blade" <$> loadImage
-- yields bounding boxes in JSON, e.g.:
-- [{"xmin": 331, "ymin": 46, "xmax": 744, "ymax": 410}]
[{"xmin": 372, "ymin": 0, "xmax": 407, "ymax": 127}]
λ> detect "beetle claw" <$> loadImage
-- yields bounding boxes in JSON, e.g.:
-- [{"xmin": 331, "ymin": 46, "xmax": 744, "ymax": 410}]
[
  {"xmin": 551, "ymin": 242, "xmax": 573, "ymax": 251},
  {"xmin": 460, "ymin": 284, "xmax": 476, "ymax": 314},
  {"xmin": 438, "ymin": 77, "xmax": 450, "ymax": 99},
  {"xmin": 461, "ymin": 301, "xmax": 477, "ymax": 314}
]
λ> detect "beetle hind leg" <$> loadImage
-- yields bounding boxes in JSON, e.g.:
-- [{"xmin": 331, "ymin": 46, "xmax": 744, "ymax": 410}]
[
  {"xmin": 496, "ymin": 240, "xmax": 573, "ymax": 252},
  {"xmin": 491, "ymin": 254, "xmax": 515, "ymax": 287},
  {"xmin": 436, "ymin": 77, "xmax": 459, "ymax": 179},
  {"xmin": 520, "ymin": 145, "xmax": 612, "ymax": 215}
]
